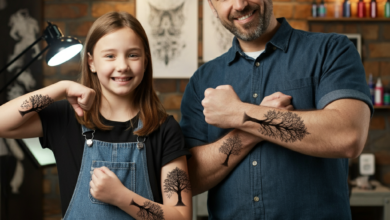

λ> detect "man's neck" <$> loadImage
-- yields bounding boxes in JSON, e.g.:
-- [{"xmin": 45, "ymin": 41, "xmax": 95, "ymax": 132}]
[{"xmin": 237, "ymin": 18, "xmax": 280, "ymax": 52}]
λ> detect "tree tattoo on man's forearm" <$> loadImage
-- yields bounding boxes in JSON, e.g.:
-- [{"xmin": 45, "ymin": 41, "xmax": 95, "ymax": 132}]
[
  {"xmin": 163, "ymin": 167, "xmax": 191, "ymax": 206},
  {"xmin": 243, "ymin": 110, "xmax": 310, "ymax": 143},
  {"xmin": 130, "ymin": 199, "xmax": 164, "ymax": 220},
  {"xmin": 19, "ymin": 94, "xmax": 54, "ymax": 116},
  {"xmin": 219, "ymin": 134, "xmax": 242, "ymax": 167}
]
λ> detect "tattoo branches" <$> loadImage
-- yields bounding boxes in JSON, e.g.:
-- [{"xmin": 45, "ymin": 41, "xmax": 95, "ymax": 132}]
[
  {"xmin": 163, "ymin": 167, "xmax": 191, "ymax": 206},
  {"xmin": 219, "ymin": 134, "xmax": 242, "ymax": 167},
  {"xmin": 243, "ymin": 110, "xmax": 310, "ymax": 143},
  {"xmin": 19, "ymin": 94, "xmax": 54, "ymax": 116},
  {"xmin": 130, "ymin": 200, "xmax": 165, "ymax": 220}
]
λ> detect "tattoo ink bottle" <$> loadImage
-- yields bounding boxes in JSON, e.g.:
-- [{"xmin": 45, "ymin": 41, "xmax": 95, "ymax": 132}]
[
  {"xmin": 343, "ymin": 0, "xmax": 351, "ymax": 17},
  {"xmin": 312, "ymin": 0, "xmax": 318, "ymax": 17},
  {"xmin": 335, "ymin": 1, "xmax": 341, "ymax": 18},
  {"xmin": 375, "ymin": 77, "xmax": 383, "ymax": 106},
  {"xmin": 370, "ymin": 0, "xmax": 377, "ymax": 18},
  {"xmin": 319, "ymin": 0, "xmax": 326, "ymax": 17},
  {"xmin": 385, "ymin": 0, "xmax": 390, "ymax": 18},
  {"xmin": 384, "ymin": 86, "xmax": 390, "ymax": 105},
  {"xmin": 369, "ymin": 74, "xmax": 375, "ymax": 105},
  {"xmin": 358, "ymin": 0, "xmax": 366, "ymax": 18}
]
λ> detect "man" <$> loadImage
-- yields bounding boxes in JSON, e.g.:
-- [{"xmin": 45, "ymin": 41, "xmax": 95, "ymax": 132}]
[{"xmin": 180, "ymin": 0, "xmax": 373, "ymax": 219}]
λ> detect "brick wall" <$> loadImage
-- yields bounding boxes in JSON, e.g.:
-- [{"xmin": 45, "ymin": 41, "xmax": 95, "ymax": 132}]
[{"xmin": 40, "ymin": 0, "xmax": 389, "ymax": 219}]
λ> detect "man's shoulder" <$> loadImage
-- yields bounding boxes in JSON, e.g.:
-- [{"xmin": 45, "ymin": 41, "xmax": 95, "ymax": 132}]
[{"xmin": 291, "ymin": 29, "xmax": 349, "ymax": 45}]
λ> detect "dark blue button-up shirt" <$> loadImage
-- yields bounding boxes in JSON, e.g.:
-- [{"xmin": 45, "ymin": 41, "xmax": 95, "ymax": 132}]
[{"xmin": 180, "ymin": 18, "xmax": 373, "ymax": 220}]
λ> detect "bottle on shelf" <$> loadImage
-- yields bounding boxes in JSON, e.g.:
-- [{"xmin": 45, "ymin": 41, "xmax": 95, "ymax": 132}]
[
  {"xmin": 319, "ymin": 0, "xmax": 326, "ymax": 17},
  {"xmin": 312, "ymin": 0, "xmax": 318, "ymax": 17},
  {"xmin": 335, "ymin": 1, "xmax": 341, "ymax": 18},
  {"xmin": 368, "ymin": 74, "xmax": 375, "ymax": 105},
  {"xmin": 375, "ymin": 77, "xmax": 383, "ymax": 106},
  {"xmin": 358, "ymin": 0, "xmax": 366, "ymax": 18},
  {"xmin": 385, "ymin": 0, "xmax": 390, "ymax": 18},
  {"xmin": 384, "ymin": 85, "xmax": 390, "ymax": 105},
  {"xmin": 343, "ymin": 0, "xmax": 351, "ymax": 17},
  {"xmin": 370, "ymin": 0, "xmax": 377, "ymax": 18}
]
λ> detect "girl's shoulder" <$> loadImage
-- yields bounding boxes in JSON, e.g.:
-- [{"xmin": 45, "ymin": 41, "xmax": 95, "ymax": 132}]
[
  {"xmin": 159, "ymin": 115, "xmax": 181, "ymax": 132},
  {"xmin": 148, "ymin": 115, "xmax": 183, "ymax": 139}
]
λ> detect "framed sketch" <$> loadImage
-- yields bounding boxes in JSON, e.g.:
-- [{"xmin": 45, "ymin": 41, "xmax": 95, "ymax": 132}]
[
  {"xmin": 136, "ymin": 0, "xmax": 198, "ymax": 78},
  {"xmin": 203, "ymin": 0, "xmax": 234, "ymax": 62},
  {"xmin": 343, "ymin": 33, "xmax": 361, "ymax": 58}
]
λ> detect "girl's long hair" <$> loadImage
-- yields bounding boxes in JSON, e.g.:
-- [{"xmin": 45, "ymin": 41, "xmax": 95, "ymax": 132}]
[{"xmin": 76, "ymin": 11, "xmax": 167, "ymax": 136}]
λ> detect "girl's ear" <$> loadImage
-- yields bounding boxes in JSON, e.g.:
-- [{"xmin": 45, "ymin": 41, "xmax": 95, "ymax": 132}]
[{"xmin": 88, "ymin": 52, "xmax": 96, "ymax": 73}]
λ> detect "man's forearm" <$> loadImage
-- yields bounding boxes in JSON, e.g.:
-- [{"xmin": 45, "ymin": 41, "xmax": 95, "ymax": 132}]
[
  {"xmin": 237, "ymin": 99, "xmax": 371, "ymax": 159},
  {"xmin": 188, "ymin": 129, "xmax": 260, "ymax": 195}
]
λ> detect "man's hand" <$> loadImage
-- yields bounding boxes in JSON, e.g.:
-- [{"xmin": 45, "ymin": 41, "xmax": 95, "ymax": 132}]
[
  {"xmin": 202, "ymin": 85, "xmax": 243, "ymax": 129},
  {"xmin": 202, "ymin": 85, "xmax": 294, "ymax": 129},
  {"xmin": 89, "ymin": 167, "xmax": 125, "ymax": 206},
  {"xmin": 261, "ymin": 92, "xmax": 294, "ymax": 110},
  {"xmin": 65, "ymin": 82, "xmax": 96, "ymax": 117}
]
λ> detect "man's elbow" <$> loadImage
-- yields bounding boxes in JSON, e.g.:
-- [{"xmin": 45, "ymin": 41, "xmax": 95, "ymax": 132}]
[{"xmin": 343, "ymin": 131, "xmax": 367, "ymax": 159}]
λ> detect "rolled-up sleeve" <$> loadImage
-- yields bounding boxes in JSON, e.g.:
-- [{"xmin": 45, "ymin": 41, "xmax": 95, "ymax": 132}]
[{"xmin": 315, "ymin": 35, "xmax": 373, "ymax": 116}]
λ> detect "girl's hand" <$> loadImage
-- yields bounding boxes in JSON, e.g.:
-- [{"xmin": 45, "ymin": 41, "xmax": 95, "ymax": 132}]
[
  {"xmin": 90, "ymin": 166, "xmax": 125, "ymax": 206},
  {"xmin": 65, "ymin": 82, "xmax": 96, "ymax": 117}
]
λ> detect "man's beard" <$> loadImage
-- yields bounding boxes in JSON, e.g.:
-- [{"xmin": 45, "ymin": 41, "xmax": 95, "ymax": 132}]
[{"xmin": 218, "ymin": 3, "xmax": 273, "ymax": 41}]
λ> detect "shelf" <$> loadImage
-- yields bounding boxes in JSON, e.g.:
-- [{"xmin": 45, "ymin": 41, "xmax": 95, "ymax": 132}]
[
  {"xmin": 308, "ymin": 17, "xmax": 390, "ymax": 22},
  {"xmin": 373, "ymin": 106, "xmax": 390, "ymax": 109}
]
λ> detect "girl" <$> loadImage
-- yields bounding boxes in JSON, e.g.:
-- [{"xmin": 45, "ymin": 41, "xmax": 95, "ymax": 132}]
[{"xmin": 0, "ymin": 12, "xmax": 192, "ymax": 220}]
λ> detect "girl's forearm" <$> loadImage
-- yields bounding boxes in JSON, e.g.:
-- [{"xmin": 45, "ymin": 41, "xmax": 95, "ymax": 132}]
[
  {"xmin": 115, "ymin": 188, "xmax": 192, "ymax": 220},
  {"xmin": 0, "ymin": 81, "xmax": 70, "ymax": 138}
]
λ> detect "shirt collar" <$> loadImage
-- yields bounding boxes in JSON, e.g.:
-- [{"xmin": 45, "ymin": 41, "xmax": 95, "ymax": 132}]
[{"xmin": 226, "ymin": 17, "xmax": 293, "ymax": 65}]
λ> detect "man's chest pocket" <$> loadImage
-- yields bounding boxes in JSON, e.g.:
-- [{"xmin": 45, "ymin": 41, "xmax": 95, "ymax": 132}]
[{"xmin": 274, "ymin": 77, "xmax": 317, "ymax": 110}]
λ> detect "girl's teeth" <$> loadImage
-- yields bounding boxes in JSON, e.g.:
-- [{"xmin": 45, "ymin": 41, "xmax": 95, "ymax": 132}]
[{"xmin": 114, "ymin": 78, "xmax": 130, "ymax": 82}]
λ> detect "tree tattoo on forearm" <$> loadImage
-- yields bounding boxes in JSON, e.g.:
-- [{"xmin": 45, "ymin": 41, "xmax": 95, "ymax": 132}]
[
  {"xmin": 243, "ymin": 110, "xmax": 310, "ymax": 143},
  {"xmin": 19, "ymin": 94, "xmax": 54, "ymax": 116},
  {"xmin": 130, "ymin": 199, "xmax": 164, "ymax": 220},
  {"xmin": 219, "ymin": 134, "xmax": 242, "ymax": 167},
  {"xmin": 163, "ymin": 167, "xmax": 191, "ymax": 206}
]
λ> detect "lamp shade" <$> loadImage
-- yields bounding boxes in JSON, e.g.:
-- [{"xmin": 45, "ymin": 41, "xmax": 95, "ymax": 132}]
[
  {"xmin": 43, "ymin": 22, "xmax": 83, "ymax": 66},
  {"xmin": 46, "ymin": 37, "xmax": 83, "ymax": 66}
]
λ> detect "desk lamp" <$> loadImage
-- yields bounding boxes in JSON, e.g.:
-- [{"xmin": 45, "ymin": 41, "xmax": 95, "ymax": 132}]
[{"xmin": 0, "ymin": 22, "xmax": 82, "ymax": 94}]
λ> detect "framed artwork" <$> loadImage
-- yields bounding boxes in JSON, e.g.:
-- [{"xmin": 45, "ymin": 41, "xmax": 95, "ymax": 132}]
[
  {"xmin": 343, "ymin": 33, "xmax": 361, "ymax": 58},
  {"xmin": 203, "ymin": 0, "xmax": 234, "ymax": 62},
  {"xmin": 136, "ymin": 0, "xmax": 198, "ymax": 78}
]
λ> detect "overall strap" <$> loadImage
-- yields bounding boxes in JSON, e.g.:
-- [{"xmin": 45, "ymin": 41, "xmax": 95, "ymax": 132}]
[
  {"xmin": 134, "ymin": 118, "xmax": 143, "ymax": 132},
  {"xmin": 81, "ymin": 124, "xmax": 94, "ymax": 134},
  {"xmin": 81, "ymin": 125, "xmax": 95, "ymax": 147}
]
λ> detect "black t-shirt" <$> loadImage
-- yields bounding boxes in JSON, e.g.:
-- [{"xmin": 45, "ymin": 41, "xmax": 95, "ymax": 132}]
[{"xmin": 38, "ymin": 100, "xmax": 190, "ymax": 217}]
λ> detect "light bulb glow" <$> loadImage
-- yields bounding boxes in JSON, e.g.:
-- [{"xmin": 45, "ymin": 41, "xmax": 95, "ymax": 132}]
[{"xmin": 48, "ymin": 44, "xmax": 83, "ymax": 66}]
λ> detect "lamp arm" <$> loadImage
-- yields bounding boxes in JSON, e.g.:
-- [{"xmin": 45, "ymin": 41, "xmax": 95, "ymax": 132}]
[
  {"xmin": 0, "ymin": 45, "xmax": 49, "ymax": 94},
  {"xmin": 0, "ymin": 36, "xmax": 44, "ymax": 76}
]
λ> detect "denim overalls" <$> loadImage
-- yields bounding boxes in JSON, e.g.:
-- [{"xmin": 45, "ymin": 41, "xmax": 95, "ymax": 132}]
[{"xmin": 64, "ymin": 120, "xmax": 154, "ymax": 219}]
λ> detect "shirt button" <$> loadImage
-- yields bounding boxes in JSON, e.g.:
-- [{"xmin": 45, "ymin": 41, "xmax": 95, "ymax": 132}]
[
  {"xmin": 255, "ymin": 62, "xmax": 260, "ymax": 67},
  {"xmin": 254, "ymin": 196, "xmax": 259, "ymax": 202},
  {"xmin": 253, "ymin": 93, "xmax": 258, "ymax": 98},
  {"xmin": 252, "ymin": 161, "xmax": 258, "ymax": 166}
]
